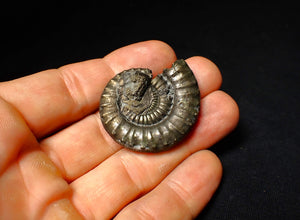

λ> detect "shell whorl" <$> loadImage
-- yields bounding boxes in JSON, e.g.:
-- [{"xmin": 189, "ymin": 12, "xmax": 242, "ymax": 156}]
[{"xmin": 99, "ymin": 59, "xmax": 200, "ymax": 152}]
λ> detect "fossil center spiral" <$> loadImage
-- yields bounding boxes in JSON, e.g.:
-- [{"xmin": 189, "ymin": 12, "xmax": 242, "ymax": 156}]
[{"xmin": 117, "ymin": 68, "xmax": 174, "ymax": 126}]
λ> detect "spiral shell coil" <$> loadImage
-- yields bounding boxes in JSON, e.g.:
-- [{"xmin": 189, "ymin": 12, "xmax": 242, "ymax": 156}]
[{"xmin": 99, "ymin": 59, "xmax": 200, "ymax": 152}]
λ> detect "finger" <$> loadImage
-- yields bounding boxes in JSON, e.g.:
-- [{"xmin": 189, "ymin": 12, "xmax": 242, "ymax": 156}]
[
  {"xmin": 186, "ymin": 56, "xmax": 222, "ymax": 97},
  {"xmin": 69, "ymin": 91, "xmax": 238, "ymax": 219},
  {"xmin": 41, "ymin": 113, "xmax": 120, "ymax": 180},
  {"xmin": 0, "ymin": 98, "xmax": 82, "ymax": 218},
  {"xmin": 0, "ymin": 40, "xmax": 176, "ymax": 138},
  {"xmin": 42, "ymin": 198, "xmax": 83, "ymax": 220},
  {"xmin": 0, "ymin": 97, "xmax": 36, "ymax": 174},
  {"xmin": 104, "ymin": 40, "xmax": 176, "ymax": 75},
  {"xmin": 40, "ymin": 57, "xmax": 224, "ymax": 181},
  {"xmin": 182, "ymin": 90, "xmax": 239, "ymax": 152},
  {"xmin": 115, "ymin": 150, "xmax": 222, "ymax": 219},
  {"xmin": 0, "ymin": 148, "xmax": 82, "ymax": 219}
]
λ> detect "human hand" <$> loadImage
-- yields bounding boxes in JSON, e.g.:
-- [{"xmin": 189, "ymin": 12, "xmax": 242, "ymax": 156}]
[{"xmin": 0, "ymin": 41, "xmax": 239, "ymax": 219}]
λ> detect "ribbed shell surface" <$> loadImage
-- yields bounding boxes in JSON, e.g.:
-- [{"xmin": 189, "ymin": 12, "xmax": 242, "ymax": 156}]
[{"xmin": 99, "ymin": 59, "xmax": 200, "ymax": 152}]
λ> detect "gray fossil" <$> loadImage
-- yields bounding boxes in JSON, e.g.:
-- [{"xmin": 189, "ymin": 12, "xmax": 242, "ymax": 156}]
[{"xmin": 99, "ymin": 59, "xmax": 200, "ymax": 152}]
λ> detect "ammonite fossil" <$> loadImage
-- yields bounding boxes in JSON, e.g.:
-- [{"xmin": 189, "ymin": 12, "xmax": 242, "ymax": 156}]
[{"xmin": 99, "ymin": 59, "xmax": 200, "ymax": 152}]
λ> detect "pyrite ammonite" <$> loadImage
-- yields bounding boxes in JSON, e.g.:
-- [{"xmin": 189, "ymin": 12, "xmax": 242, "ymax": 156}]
[{"xmin": 99, "ymin": 59, "xmax": 200, "ymax": 152}]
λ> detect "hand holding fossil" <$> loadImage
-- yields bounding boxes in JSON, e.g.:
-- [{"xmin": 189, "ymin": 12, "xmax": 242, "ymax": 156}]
[{"xmin": 0, "ymin": 41, "xmax": 239, "ymax": 219}]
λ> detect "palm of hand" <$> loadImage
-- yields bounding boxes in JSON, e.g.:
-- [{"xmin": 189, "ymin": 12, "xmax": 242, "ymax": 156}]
[{"xmin": 0, "ymin": 41, "xmax": 238, "ymax": 219}]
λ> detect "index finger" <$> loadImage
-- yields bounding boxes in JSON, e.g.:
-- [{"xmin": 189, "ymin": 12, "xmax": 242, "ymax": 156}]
[{"xmin": 0, "ymin": 41, "xmax": 176, "ymax": 138}]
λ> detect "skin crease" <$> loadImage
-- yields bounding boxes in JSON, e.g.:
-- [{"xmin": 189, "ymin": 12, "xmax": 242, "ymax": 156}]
[{"xmin": 0, "ymin": 40, "xmax": 239, "ymax": 219}]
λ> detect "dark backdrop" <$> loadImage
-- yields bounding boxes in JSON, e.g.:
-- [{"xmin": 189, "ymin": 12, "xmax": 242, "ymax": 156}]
[{"xmin": 1, "ymin": 2, "xmax": 299, "ymax": 219}]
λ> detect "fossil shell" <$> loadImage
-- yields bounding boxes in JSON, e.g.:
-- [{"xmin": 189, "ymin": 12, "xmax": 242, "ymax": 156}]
[{"xmin": 99, "ymin": 59, "xmax": 200, "ymax": 152}]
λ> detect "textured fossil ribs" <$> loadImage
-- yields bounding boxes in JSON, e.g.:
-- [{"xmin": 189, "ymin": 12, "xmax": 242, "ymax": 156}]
[{"xmin": 99, "ymin": 59, "xmax": 200, "ymax": 153}]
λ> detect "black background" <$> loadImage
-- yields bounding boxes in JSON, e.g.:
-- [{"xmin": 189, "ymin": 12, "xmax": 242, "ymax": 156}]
[{"xmin": 1, "ymin": 2, "xmax": 299, "ymax": 219}]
